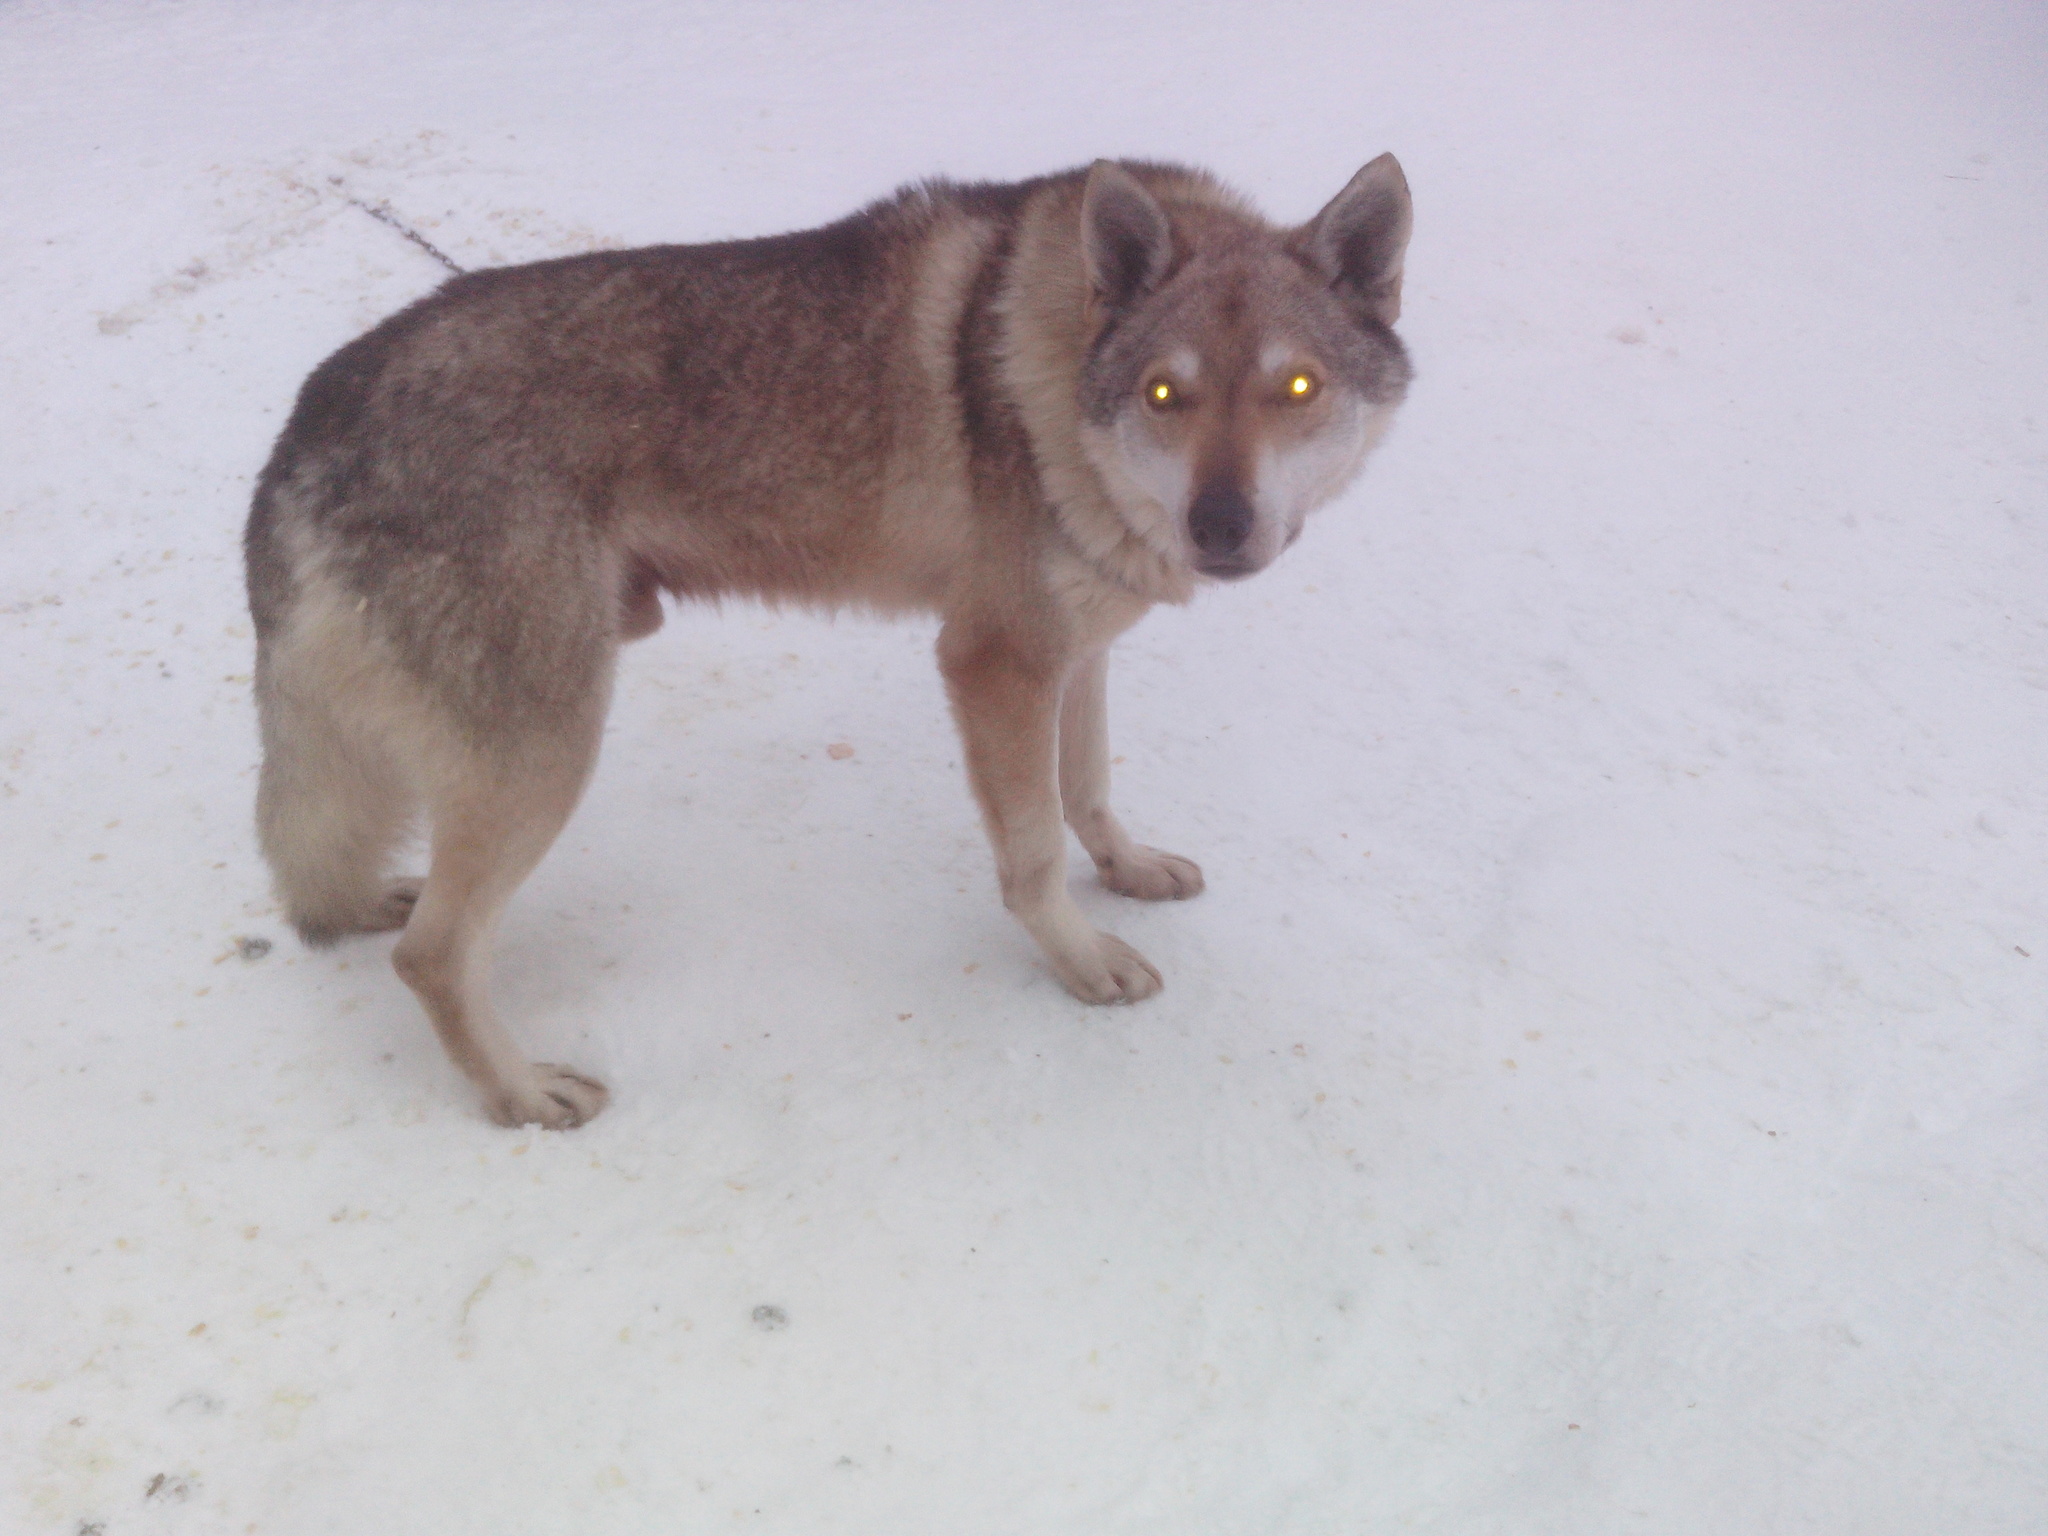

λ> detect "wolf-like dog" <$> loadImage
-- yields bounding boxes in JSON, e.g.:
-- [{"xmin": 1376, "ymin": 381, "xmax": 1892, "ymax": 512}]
[{"xmin": 245, "ymin": 157, "xmax": 1413, "ymax": 1127}]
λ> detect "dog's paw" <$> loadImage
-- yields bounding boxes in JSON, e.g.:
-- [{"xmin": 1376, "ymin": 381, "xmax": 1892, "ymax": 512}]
[
  {"xmin": 365, "ymin": 877, "xmax": 424, "ymax": 932},
  {"xmin": 296, "ymin": 878, "xmax": 423, "ymax": 946},
  {"xmin": 488, "ymin": 1064, "xmax": 610, "ymax": 1129},
  {"xmin": 1053, "ymin": 931, "xmax": 1164, "ymax": 1004},
  {"xmin": 1098, "ymin": 846, "xmax": 1204, "ymax": 901}
]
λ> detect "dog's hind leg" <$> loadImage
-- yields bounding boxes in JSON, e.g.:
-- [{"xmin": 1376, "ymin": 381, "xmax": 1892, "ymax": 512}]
[
  {"xmin": 392, "ymin": 727, "xmax": 609, "ymax": 1129},
  {"xmin": 1057, "ymin": 649, "xmax": 1203, "ymax": 901}
]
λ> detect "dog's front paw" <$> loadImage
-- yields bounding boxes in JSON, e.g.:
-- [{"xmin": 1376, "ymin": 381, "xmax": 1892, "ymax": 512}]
[
  {"xmin": 1098, "ymin": 846, "xmax": 1204, "ymax": 901},
  {"xmin": 488, "ymin": 1064, "xmax": 610, "ymax": 1129},
  {"xmin": 1053, "ymin": 931, "xmax": 1163, "ymax": 1004}
]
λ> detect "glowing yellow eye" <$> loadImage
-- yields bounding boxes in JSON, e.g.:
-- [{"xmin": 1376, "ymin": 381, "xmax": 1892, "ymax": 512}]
[
  {"xmin": 1147, "ymin": 379, "xmax": 1177, "ymax": 406},
  {"xmin": 1287, "ymin": 373, "xmax": 1317, "ymax": 399}
]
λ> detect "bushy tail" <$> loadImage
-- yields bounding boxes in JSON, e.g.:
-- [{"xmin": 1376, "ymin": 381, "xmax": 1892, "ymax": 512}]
[{"xmin": 252, "ymin": 600, "xmax": 423, "ymax": 947}]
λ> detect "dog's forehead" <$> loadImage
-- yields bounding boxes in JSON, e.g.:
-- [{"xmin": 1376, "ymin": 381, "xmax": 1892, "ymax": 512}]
[
  {"xmin": 1162, "ymin": 246, "xmax": 1410, "ymax": 398},
  {"xmin": 1173, "ymin": 244, "xmax": 1346, "ymax": 336}
]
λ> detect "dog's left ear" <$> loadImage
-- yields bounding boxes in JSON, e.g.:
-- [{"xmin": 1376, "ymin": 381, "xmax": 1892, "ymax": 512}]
[
  {"xmin": 1301, "ymin": 153, "xmax": 1412, "ymax": 325},
  {"xmin": 1081, "ymin": 161, "xmax": 1172, "ymax": 310}
]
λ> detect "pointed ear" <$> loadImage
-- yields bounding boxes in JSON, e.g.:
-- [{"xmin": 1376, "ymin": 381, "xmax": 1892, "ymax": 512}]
[
  {"xmin": 1302, "ymin": 153, "xmax": 1412, "ymax": 325},
  {"xmin": 1081, "ymin": 160, "xmax": 1172, "ymax": 309}
]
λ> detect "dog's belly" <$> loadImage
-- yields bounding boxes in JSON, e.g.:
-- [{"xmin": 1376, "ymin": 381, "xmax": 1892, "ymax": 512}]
[{"xmin": 608, "ymin": 471, "xmax": 973, "ymax": 618}]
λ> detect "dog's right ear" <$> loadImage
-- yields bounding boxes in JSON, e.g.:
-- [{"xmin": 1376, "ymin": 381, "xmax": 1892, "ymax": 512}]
[
  {"xmin": 1081, "ymin": 161, "xmax": 1172, "ymax": 310},
  {"xmin": 1302, "ymin": 153, "xmax": 1413, "ymax": 326}
]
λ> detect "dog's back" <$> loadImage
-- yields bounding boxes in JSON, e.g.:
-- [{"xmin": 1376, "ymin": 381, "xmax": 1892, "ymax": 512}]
[{"xmin": 251, "ymin": 186, "xmax": 1000, "ymax": 727}]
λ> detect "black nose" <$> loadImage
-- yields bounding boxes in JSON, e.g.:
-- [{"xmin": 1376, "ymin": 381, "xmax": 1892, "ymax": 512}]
[{"xmin": 1188, "ymin": 480, "xmax": 1254, "ymax": 558}]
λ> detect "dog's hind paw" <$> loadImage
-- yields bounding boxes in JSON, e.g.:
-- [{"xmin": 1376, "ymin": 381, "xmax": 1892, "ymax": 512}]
[
  {"xmin": 488, "ymin": 1064, "xmax": 610, "ymax": 1129},
  {"xmin": 367, "ymin": 877, "xmax": 423, "ymax": 930},
  {"xmin": 290, "ymin": 877, "xmax": 424, "ymax": 946},
  {"xmin": 1099, "ymin": 846, "xmax": 1204, "ymax": 901},
  {"xmin": 1054, "ymin": 931, "xmax": 1164, "ymax": 1005}
]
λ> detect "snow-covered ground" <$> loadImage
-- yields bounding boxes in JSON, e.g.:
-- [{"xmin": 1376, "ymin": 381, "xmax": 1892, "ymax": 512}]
[{"xmin": 4, "ymin": 2, "xmax": 2044, "ymax": 1531}]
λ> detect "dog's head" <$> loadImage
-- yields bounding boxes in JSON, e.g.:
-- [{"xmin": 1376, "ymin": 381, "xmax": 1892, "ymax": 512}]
[{"xmin": 1074, "ymin": 158, "xmax": 1413, "ymax": 582}]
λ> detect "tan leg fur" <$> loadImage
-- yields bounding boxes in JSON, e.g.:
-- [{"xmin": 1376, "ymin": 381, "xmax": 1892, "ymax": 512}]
[
  {"xmin": 939, "ymin": 621, "xmax": 1162, "ymax": 1004},
  {"xmin": 1058, "ymin": 649, "xmax": 1204, "ymax": 902},
  {"xmin": 391, "ymin": 736, "xmax": 609, "ymax": 1129}
]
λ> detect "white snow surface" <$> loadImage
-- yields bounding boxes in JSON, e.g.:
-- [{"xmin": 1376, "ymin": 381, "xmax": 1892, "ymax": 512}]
[{"xmin": 4, "ymin": 2, "xmax": 2045, "ymax": 1531}]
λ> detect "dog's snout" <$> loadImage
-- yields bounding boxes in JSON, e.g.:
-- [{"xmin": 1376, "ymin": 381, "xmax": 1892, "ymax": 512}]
[{"xmin": 1188, "ymin": 481, "xmax": 1254, "ymax": 558}]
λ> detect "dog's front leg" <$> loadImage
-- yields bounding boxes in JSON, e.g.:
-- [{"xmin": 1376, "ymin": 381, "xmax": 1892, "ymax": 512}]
[
  {"xmin": 1058, "ymin": 649, "xmax": 1204, "ymax": 901},
  {"xmin": 939, "ymin": 624, "xmax": 1163, "ymax": 1003}
]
